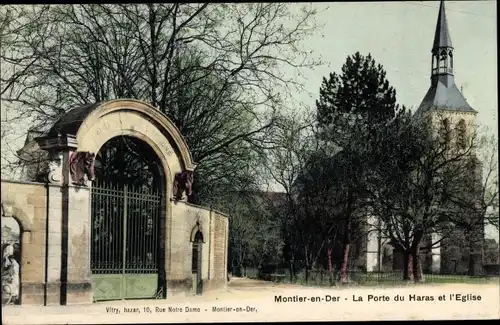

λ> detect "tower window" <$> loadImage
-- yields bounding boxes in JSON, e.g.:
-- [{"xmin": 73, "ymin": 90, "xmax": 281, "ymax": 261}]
[
  {"xmin": 439, "ymin": 118, "xmax": 451, "ymax": 146},
  {"xmin": 457, "ymin": 119, "xmax": 467, "ymax": 150},
  {"xmin": 439, "ymin": 49, "xmax": 448, "ymax": 61}
]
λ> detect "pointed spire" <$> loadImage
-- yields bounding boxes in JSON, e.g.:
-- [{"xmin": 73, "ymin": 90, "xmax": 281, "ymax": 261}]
[
  {"xmin": 433, "ymin": 0, "xmax": 452, "ymax": 50},
  {"xmin": 416, "ymin": 0, "xmax": 476, "ymax": 115}
]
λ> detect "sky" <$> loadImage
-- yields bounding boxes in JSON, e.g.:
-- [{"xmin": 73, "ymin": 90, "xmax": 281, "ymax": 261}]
[
  {"xmin": 1, "ymin": 1, "xmax": 498, "ymax": 238},
  {"xmin": 292, "ymin": 1, "xmax": 497, "ymax": 134}
]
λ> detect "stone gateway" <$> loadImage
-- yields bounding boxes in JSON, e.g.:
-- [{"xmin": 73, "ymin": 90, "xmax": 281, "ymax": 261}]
[{"xmin": 0, "ymin": 99, "xmax": 229, "ymax": 305}]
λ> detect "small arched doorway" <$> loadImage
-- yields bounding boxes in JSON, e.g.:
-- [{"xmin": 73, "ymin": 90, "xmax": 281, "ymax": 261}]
[
  {"xmin": 1, "ymin": 216, "xmax": 21, "ymax": 305},
  {"xmin": 90, "ymin": 135, "xmax": 166, "ymax": 301},
  {"xmin": 191, "ymin": 230, "xmax": 203, "ymax": 295}
]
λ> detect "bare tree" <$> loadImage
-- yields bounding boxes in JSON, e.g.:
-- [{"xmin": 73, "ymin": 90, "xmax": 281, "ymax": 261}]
[
  {"xmin": 260, "ymin": 111, "xmax": 317, "ymax": 282},
  {"xmin": 476, "ymin": 128, "xmax": 499, "ymax": 232},
  {"xmin": 369, "ymin": 111, "xmax": 486, "ymax": 281},
  {"xmin": 446, "ymin": 126, "xmax": 499, "ymax": 275},
  {"xmin": 0, "ymin": 4, "xmax": 322, "ymax": 206},
  {"xmin": 221, "ymin": 190, "xmax": 283, "ymax": 277}
]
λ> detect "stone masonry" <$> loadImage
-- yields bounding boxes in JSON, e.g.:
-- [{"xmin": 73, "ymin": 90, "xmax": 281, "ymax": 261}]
[{"xmin": 1, "ymin": 99, "xmax": 229, "ymax": 305}]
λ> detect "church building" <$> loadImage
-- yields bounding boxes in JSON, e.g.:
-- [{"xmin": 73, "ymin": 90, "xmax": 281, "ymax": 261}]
[{"xmin": 365, "ymin": 0, "xmax": 485, "ymax": 275}]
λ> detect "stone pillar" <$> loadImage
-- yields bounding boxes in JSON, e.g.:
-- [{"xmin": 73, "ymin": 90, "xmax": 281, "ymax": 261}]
[
  {"xmin": 208, "ymin": 210, "xmax": 213, "ymax": 281},
  {"xmin": 36, "ymin": 134, "xmax": 93, "ymax": 305},
  {"xmin": 30, "ymin": 144, "xmax": 66, "ymax": 305},
  {"xmin": 46, "ymin": 181, "xmax": 63, "ymax": 305},
  {"xmin": 65, "ymin": 185, "xmax": 92, "ymax": 304}
]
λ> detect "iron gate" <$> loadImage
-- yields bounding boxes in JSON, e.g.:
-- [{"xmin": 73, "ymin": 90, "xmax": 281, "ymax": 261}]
[{"xmin": 91, "ymin": 182, "xmax": 162, "ymax": 301}]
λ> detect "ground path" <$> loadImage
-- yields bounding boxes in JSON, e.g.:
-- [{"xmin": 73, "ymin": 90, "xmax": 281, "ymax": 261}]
[{"xmin": 3, "ymin": 277, "xmax": 499, "ymax": 324}]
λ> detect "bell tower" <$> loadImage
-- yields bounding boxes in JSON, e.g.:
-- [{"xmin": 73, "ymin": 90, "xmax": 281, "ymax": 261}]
[
  {"xmin": 416, "ymin": 1, "xmax": 477, "ymax": 143},
  {"xmin": 431, "ymin": 0, "xmax": 454, "ymax": 87},
  {"xmin": 415, "ymin": 0, "xmax": 484, "ymax": 275}
]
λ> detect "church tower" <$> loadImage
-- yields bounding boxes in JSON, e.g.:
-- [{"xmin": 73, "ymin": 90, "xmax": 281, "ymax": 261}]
[
  {"xmin": 363, "ymin": 0, "xmax": 484, "ymax": 276},
  {"xmin": 416, "ymin": 0, "xmax": 484, "ymax": 275},
  {"xmin": 416, "ymin": 0, "xmax": 477, "ymax": 148}
]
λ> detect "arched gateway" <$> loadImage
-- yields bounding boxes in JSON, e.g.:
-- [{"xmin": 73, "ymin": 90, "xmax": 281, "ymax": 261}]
[{"xmin": 1, "ymin": 99, "xmax": 229, "ymax": 305}]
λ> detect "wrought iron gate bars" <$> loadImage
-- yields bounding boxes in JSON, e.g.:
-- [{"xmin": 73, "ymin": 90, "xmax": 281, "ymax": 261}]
[{"xmin": 90, "ymin": 180, "xmax": 161, "ymax": 275}]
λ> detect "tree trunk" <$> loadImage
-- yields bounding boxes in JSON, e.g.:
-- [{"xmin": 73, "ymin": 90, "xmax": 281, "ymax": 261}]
[
  {"xmin": 304, "ymin": 245, "xmax": 310, "ymax": 284},
  {"xmin": 339, "ymin": 220, "xmax": 351, "ymax": 284},
  {"xmin": 327, "ymin": 246, "xmax": 334, "ymax": 286},
  {"xmin": 339, "ymin": 244, "xmax": 350, "ymax": 284},
  {"xmin": 403, "ymin": 251, "xmax": 413, "ymax": 281},
  {"xmin": 412, "ymin": 247, "xmax": 425, "ymax": 283},
  {"xmin": 238, "ymin": 263, "xmax": 244, "ymax": 278}
]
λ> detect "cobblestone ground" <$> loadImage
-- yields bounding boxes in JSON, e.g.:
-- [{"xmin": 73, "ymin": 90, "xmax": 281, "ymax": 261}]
[{"xmin": 3, "ymin": 278, "xmax": 499, "ymax": 324}]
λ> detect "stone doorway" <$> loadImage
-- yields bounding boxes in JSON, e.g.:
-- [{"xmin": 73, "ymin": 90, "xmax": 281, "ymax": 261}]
[
  {"xmin": 191, "ymin": 230, "xmax": 203, "ymax": 295},
  {"xmin": 90, "ymin": 136, "xmax": 166, "ymax": 301}
]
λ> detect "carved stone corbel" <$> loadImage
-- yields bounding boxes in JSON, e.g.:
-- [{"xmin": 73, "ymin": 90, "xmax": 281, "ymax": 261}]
[
  {"xmin": 172, "ymin": 170, "xmax": 194, "ymax": 201},
  {"xmin": 69, "ymin": 151, "xmax": 96, "ymax": 186}
]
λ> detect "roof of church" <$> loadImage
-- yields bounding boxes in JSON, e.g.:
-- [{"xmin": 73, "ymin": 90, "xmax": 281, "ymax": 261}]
[
  {"xmin": 416, "ymin": 1, "xmax": 476, "ymax": 115},
  {"xmin": 417, "ymin": 80, "xmax": 475, "ymax": 114},
  {"xmin": 433, "ymin": 0, "xmax": 452, "ymax": 50}
]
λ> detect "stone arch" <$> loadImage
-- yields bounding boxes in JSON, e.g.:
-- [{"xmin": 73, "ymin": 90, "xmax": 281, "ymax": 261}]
[
  {"xmin": 50, "ymin": 100, "xmax": 195, "ymax": 167},
  {"xmin": 190, "ymin": 224, "xmax": 204, "ymax": 296},
  {"xmin": 45, "ymin": 99, "xmax": 196, "ymax": 193},
  {"xmin": 190, "ymin": 222, "xmax": 205, "ymax": 243},
  {"xmin": 1, "ymin": 202, "xmax": 33, "ymax": 233},
  {"xmin": 42, "ymin": 99, "xmax": 199, "ymax": 302},
  {"xmin": 48, "ymin": 99, "xmax": 197, "ymax": 199}
]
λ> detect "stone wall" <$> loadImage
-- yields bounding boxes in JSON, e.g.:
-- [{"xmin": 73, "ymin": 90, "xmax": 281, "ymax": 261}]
[
  {"xmin": 167, "ymin": 202, "xmax": 228, "ymax": 296},
  {"xmin": 2, "ymin": 100, "xmax": 228, "ymax": 305},
  {"xmin": 1, "ymin": 180, "xmax": 93, "ymax": 305},
  {"xmin": 1, "ymin": 180, "xmax": 48, "ymax": 305},
  {"xmin": 209, "ymin": 210, "xmax": 229, "ymax": 290},
  {"xmin": 1, "ymin": 179, "xmax": 228, "ymax": 305}
]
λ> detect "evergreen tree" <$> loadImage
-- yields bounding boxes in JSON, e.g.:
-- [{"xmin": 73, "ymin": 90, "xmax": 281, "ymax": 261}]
[
  {"xmin": 310, "ymin": 52, "xmax": 403, "ymax": 284},
  {"xmin": 316, "ymin": 52, "xmax": 399, "ymax": 127}
]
